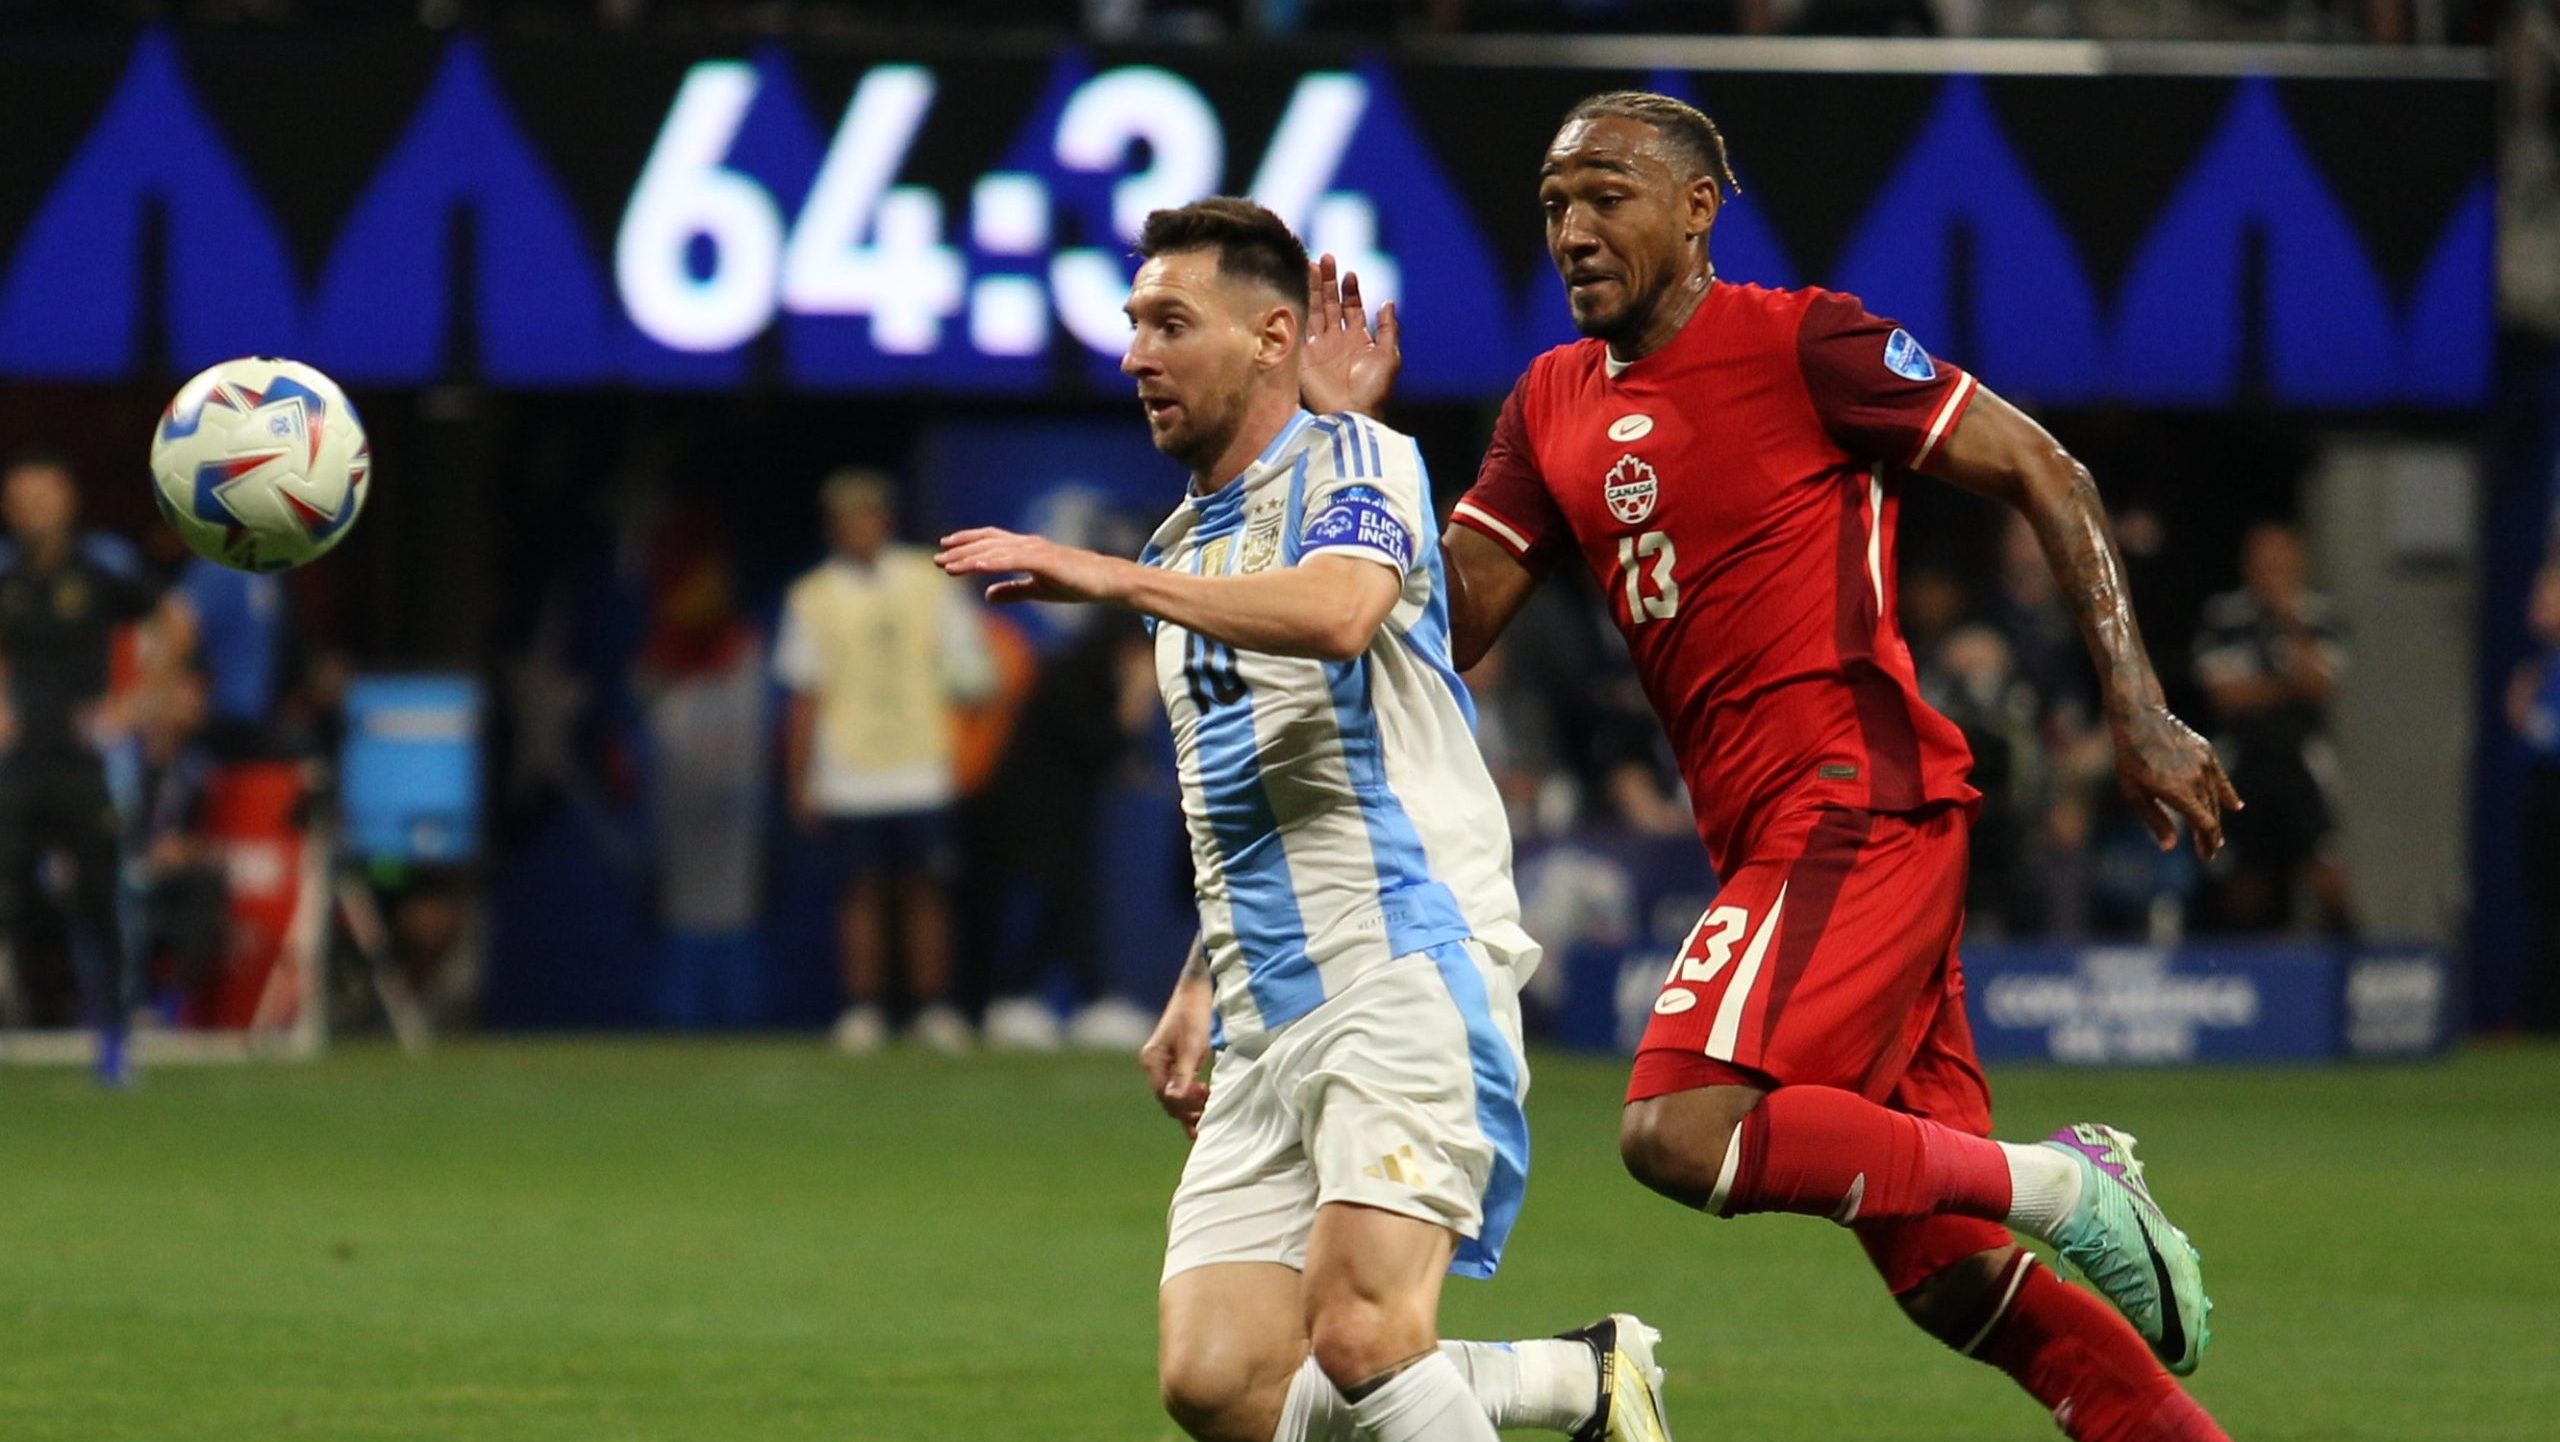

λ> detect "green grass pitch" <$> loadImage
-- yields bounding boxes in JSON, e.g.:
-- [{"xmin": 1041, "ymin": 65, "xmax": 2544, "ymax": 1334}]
[{"xmin": 5, "ymin": 1040, "xmax": 2555, "ymax": 1440}]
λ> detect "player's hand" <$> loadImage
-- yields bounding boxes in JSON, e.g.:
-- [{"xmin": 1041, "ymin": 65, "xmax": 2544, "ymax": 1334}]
[
  {"xmin": 935, "ymin": 528, "xmax": 1127, "ymax": 605},
  {"xmin": 1139, "ymin": 972, "xmax": 1215, "ymax": 1139},
  {"xmin": 2110, "ymin": 701, "xmax": 2243, "ymax": 859},
  {"xmin": 1300, "ymin": 253, "xmax": 1401, "ymax": 418}
]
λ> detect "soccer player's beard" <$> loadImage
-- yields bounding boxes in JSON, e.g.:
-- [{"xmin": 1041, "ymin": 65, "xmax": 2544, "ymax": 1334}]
[
  {"xmin": 1159, "ymin": 387, "xmax": 1249, "ymax": 482},
  {"xmin": 1570, "ymin": 255, "xmax": 1711, "ymax": 349},
  {"xmin": 1569, "ymin": 279, "xmax": 1652, "ymax": 348}
]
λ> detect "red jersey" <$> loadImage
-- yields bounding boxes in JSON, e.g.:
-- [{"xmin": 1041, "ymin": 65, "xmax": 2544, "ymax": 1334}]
[{"xmin": 1453, "ymin": 283, "xmax": 1980, "ymax": 875}]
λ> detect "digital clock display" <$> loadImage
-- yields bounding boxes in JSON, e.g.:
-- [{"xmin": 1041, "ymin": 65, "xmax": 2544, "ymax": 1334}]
[{"xmin": 616, "ymin": 62, "xmax": 1398, "ymax": 371}]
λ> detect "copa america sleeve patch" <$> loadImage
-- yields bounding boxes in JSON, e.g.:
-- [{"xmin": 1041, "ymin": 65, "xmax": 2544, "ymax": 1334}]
[
  {"xmin": 1883, "ymin": 328, "xmax": 1937, "ymax": 382},
  {"xmin": 1302, "ymin": 485, "xmax": 1415, "ymax": 569}
]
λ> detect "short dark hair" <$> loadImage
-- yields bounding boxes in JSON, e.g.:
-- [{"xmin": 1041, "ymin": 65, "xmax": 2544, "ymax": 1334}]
[
  {"xmin": 1135, "ymin": 197, "xmax": 1309, "ymax": 311},
  {"xmin": 1562, "ymin": 91, "xmax": 1738, "ymax": 196}
]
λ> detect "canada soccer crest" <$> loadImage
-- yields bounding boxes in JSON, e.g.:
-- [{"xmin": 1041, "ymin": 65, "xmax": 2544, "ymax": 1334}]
[{"xmin": 1604, "ymin": 454, "xmax": 1659, "ymax": 526}]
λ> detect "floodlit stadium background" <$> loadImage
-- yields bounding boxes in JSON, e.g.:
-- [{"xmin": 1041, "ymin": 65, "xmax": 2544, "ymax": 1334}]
[{"xmin": 1, "ymin": 5, "xmax": 2556, "ymax": 1441}]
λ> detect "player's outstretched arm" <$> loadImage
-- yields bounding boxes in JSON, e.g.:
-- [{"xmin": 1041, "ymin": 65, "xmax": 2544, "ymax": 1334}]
[
  {"xmin": 1118, "ymin": 552, "xmax": 1402, "ymax": 661},
  {"xmin": 937, "ymin": 529, "xmax": 1400, "ymax": 662},
  {"xmin": 1441, "ymin": 524, "xmax": 1542, "ymax": 673},
  {"xmin": 1301, "ymin": 254, "xmax": 1400, "ymax": 419},
  {"xmin": 1140, "ymin": 937, "xmax": 1214, "ymax": 1139},
  {"xmin": 1921, "ymin": 386, "xmax": 2243, "ymax": 857}
]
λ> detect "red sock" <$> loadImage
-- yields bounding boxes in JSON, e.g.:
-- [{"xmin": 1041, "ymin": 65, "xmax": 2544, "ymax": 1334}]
[
  {"xmin": 1978, "ymin": 1259, "xmax": 2230, "ymax": 1442},
  {"xmin": 1722, "ymin": 1085, "xmax": 2012, "ymax": 1223}
]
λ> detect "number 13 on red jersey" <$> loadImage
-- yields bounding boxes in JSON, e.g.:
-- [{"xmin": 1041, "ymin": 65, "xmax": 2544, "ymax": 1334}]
[{"xmin": 1616, "ymin": 530, "xmax": 1678, "ymax": 623}]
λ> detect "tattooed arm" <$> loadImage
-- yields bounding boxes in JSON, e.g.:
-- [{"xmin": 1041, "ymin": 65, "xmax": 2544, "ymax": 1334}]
[{"xmin": 1923, "ymin": 385, "xmax": 2243, "ymax": 858}]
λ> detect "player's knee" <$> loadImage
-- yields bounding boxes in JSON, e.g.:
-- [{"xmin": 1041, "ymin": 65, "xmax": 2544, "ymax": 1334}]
[
  {"xmin": 1618, "ymin": 1093, "xmax": 1750, "ymax": 1209},
  {"xmin": 1896, "ymin": 1246, "xmax": 2023, "ymax": 1353},
  {"xmin": 1306, "ymin": 1294, "xmax": 1430, "ymax": 1394},
  {"xmin": 1156, "ymin": 1345, "xmax": 1275, "ymax": 1442}
]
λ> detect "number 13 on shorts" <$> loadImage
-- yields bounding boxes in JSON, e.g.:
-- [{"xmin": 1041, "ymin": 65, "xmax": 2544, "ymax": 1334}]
[{"xmin": 1649, "ymin": 885, "xmax": 1790, "ymax": 1062}]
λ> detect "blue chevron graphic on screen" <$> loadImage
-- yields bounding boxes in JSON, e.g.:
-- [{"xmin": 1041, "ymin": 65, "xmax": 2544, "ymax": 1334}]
[
  {"xmin": 0, "ymin": 31, "xmax": 2494, "ymax": 407},
  {"xmin": 0, "ymin": 31, "xmax": 301, "ymax": 377},
  {"xmin": 303, "ymin": 37, "xmax": 615, "ymax": 386},
  {"xmin": 2118, "ymin": 79, "xmax": 2396, "ymax": 403},
  {"xmin": 1834, "ymin": 77, "xmax": 2108, "ymax": 401}
]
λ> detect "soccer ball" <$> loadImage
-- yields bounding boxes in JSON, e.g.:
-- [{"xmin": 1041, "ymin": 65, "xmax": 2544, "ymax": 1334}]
[{"xmin": 149, "ymin": 356, "xmax": 370, "ymax": 572}]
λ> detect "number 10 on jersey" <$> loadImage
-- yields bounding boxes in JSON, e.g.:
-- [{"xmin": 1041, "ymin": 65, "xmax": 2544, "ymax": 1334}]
[
  {"xmin": 1617, "ymin": 531, "xmax": 1679, "ymax": 623},
  {"xmin": 1186, "ymin": 633, "xmax": 1246, "ymax": 711}
]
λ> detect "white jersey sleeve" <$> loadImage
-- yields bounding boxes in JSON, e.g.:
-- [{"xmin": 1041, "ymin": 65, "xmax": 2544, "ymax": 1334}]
[{"xmin": 1295, "ymin": 413, "xmax": 1428, "ymax": 576}]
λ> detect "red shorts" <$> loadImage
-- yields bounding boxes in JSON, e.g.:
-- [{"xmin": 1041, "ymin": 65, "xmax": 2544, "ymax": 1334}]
[{"xmin": 1626, "ymin": 802, "xmax": 1992, "ymax": 1139}]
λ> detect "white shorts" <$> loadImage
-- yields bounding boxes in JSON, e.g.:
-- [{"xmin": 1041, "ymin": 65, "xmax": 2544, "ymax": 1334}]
[{"xmin": 1161, "ymin": 939, "xmax": 1531, "ymax": 1285}]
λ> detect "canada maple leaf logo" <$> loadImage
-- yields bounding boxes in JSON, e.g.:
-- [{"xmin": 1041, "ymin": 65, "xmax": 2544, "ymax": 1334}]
[{"xmin": 1604, "ymin": 453, "xmax": 1658, "ymax": 525}]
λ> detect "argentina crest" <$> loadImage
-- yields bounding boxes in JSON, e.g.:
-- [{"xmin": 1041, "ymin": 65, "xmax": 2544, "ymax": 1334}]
[
  {"xmin": 1239, "ymin": 500, "xmax": 1283, "ymax": 573},
  {"xmin": 1604, "ymin": 453, "xmax": 1659, "ymax": 526}
]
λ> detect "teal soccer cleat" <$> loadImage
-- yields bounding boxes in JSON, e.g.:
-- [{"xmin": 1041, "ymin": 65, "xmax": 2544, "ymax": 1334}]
[{"xmin": 2042, "ymin": 1123, "xmax": 2213, "ymax": 1376}]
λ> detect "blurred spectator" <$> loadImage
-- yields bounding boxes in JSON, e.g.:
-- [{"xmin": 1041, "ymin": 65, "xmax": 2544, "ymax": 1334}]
[
  {"xmin": 1922, "ymin": 624, "xmax": 2047, "ymax": 935},
  {"xmin": 0, "ymin": 450, "xmax": 178, "ymax": 1083},
  {"xmin": 2506, "ymin": 563, "xmax": 2560, "ymax": 1032},
  {"xmin": 970, "ymin": 609, "xmax": 1158, "ymax": 1051},
  {"xmin": 166, "ymin": 559, "xmax": 298, "ymax": 758},
  {"xmin": 2076, "ymin": 781, "xmax": 2202, "ymax": 940},
  {"xmin": 1988, "ymin": 512, "xmax": 2097, "ymax": 733},
  {"xmin": 775, "ymin": 468, "xmax": 994, "ymax": 1053},
  {"xmin": 126, "ymin": 670, "xmax": 227, "ymax": 1017},
  {"xmin": 1595, "ymin": 696, "xmax": 1693, "ymax": 838},
  {"xmin": 1466, "ymin": 639, "xmax": 1571, "ymax": 839},
  {"xmin": 1486, "ymin": 577, "xmax": 1687, "ymax": 834},
  {"xmin": 1980, "ymin": 513, "xmax": 2153, "ymax": 934},
  {"xmin": 636, "ymin": 517, "xmax": 767, "ymax": 1028},
  {"xmin": 2193, "ymin": 521, "xmax": 2356, "ymax": 934},
  {"xmin": 1900, "ymin": 566, "xmax": 1970, "ymax": 678},
  {"xmin": 374, "ymin": 863, "xmax": 475, "ymax": 1023}
]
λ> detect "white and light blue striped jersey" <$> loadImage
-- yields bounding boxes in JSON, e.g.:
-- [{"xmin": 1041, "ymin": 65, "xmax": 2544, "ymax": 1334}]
[{"xmin": 1141, "ymin": 409, "xmax": 1539, "ymax": 1054}]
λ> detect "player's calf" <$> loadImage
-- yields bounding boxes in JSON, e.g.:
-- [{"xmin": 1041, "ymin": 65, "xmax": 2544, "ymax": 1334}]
[
  {"xmin": 1894, "ymin": 1243, "xmax": 2032, "ymax": 1354},
  {"xmin": 1866, "ymin": 1227, "xmax": 2229, "ymax": 1442},
  {"xmin": 1618, "ymin": 1084, "xmax": 1765, "ymax": 1207},
  {"xmin": 1950, "ymin": 1257, "xmax": 2228, "ymax": 1442},
  {"xmin": 1644, "ymin": 1082, "xmax": 2219, "ymax": 1381}
]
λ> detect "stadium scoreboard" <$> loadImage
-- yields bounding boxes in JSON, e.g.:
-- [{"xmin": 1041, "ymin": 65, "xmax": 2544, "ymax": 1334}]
[
  {"xmin": 0, "ymin": 32, "xmax": 2494, "ymax": 405},
  {"xmin": 617, "ymin": 62, "xmax": 1398, "ymax": 363}
]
